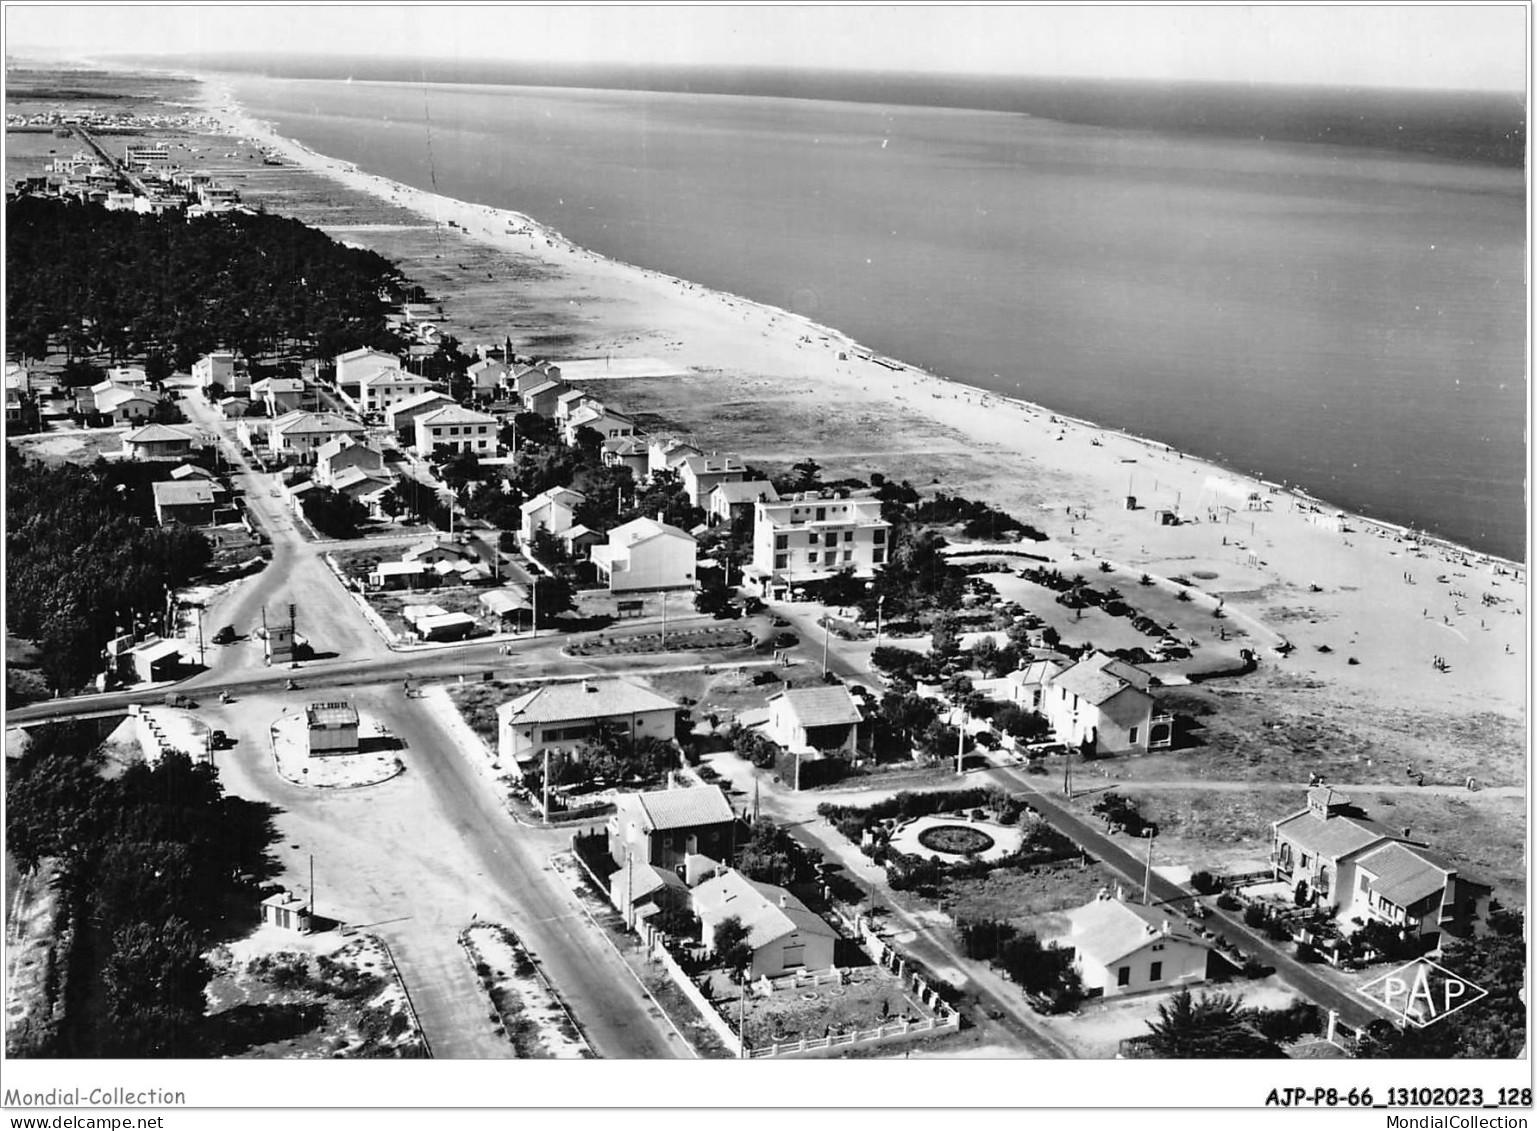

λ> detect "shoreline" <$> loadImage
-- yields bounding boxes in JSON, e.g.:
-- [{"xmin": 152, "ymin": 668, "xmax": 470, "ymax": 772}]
[{"xmin": 194, "ymin": 75, "xmax": 1524, "ymax": 575}]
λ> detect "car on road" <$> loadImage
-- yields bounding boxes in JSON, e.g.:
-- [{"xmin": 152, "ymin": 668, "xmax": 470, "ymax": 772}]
[
  {"xmin": 209, "ymin": 729, "xmax": 230, "ymax": 748},
  {"xmin": 773, "ymin": 631, "xmax": 800, "ymax": 648},
  {"xmin": 770, "ymin": 616, "xmax": 791, "ymax": 628},
  {"xmin": 212, "ymin": 625, "xmax": 236, "ymax": 645}
]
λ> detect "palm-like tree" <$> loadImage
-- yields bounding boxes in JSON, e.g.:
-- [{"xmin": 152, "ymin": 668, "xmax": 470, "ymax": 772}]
[{"xmin": 1143, "ymin": 988, "xmax": 1280, "ymax": 1058}]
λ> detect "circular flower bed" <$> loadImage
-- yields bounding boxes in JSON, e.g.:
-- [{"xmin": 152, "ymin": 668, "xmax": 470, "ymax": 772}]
[{"xmin": 916, "ymin": 824, "xmax": 996, "ymax": 856}]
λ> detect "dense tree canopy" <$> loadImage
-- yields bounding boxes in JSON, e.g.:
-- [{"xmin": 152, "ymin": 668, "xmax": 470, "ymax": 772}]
[
  {"xmin": 6, "ymin": 196, "xmax": 406, "ymax": 366},
  {"xmin": 6, "ymin": 452, "xmax": 213, "ymax": 690},
  {"xmin": 7, "ymin": 726, "xmax": 280, "ymax": 1057}
]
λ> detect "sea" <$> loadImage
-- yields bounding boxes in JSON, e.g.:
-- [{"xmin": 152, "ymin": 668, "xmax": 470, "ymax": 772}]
[{"xmin": 217, "ymin": 65, "xmax": 1528, "ymax": 562}]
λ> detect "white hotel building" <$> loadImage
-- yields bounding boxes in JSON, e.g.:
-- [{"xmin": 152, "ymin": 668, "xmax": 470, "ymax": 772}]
[{"xmin": 748, "ymin": 493, "xmax": 891, "ymax": 600}]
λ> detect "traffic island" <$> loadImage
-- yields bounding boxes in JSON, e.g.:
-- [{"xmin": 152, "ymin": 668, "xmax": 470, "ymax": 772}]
[
  {"xmin": 269, "ymin": 706, "xmax": 405, "ymax": 788},
  {"xmin": 459, "ymin": 923, "xmax": 594, "ymax": 1058}
]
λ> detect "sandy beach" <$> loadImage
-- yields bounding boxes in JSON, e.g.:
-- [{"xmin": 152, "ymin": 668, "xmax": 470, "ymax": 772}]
[{"xmin": 195, "ymin": 78, "xmax": 1525, "ymax": 729}]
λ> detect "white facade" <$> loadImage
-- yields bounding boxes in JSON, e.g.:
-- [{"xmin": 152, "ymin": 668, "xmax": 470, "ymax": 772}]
[
  {"xmin": 192, "ymin": 351, "xmax": 245, "ymax": 393},
  {"xmin": 519, "ymin": 487, "xmax": 585, "ymax": 543},
  {"xmin": 359, "ymin": 367, "xmax": 444, "ymax": 414},
  {"xmin": 414, "ymin": 405, "xmax": 497, "ymax": 455},
  {"xmin": 335, "ymin": 347, "xmax": 400, "ymax": 387},
  {"xmin": 750, "ymin": 494, "xmax": 891, "ymax": 596},
  {"xmin": 589, "ymin": 518, "xmax": 697, "ymax": 593},
  {"xmin": 679, "ymin": 455, "xmax": 747, "ymax": 508}
]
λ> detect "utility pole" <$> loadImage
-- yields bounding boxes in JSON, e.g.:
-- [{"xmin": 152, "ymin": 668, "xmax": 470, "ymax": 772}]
[
  {"xmin": 821, "ymin": 615, "xmax": 830, "ymax": 677},
  {"xmin": 874, "ymin": 596, "xmax": 885, "ymax": 648},
  {"xmin": 309, "ymin": 853, "xmax": 316, "ymax": 924},
  {"xmin": 660, "ymin": 589, "xmax": 668, "ymax": 647},
  {"xmin": 955, "ymin": 708, "xmax": 967, "ymax": 775},
  {"xmin": 1063, "ymin": 741, "xmax": 1073, "ymax": 799},
  {"xmin": 195, "ymin": 606, "xmax": 205, "ymax": 667},
  {"xmin": 531, "ymin": 578, "xmax": 538, "ymax": 640},
  {"xmin": 542, "ymin": 747, "xmax": 551, "ymax": 825},
  {"xmin": 1142, "ymin": 832, "xmax": 1156, "ymax": 905}
]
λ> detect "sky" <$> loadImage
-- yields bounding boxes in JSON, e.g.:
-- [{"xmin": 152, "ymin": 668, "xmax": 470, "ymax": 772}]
[{"xmin": 3, "ymin": 4, "xmax": 1529, "ymax": 92}]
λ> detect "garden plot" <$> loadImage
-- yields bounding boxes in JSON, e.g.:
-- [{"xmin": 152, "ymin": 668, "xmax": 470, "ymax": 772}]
[
  {"xmin": 204, "ymin": 928, "xmax": 425, "ymax": 1059},
  {"xmin": 461, "ymin": 923, "xmax": 592, "ymax": 1058},
  {"xmin": 716, "ymin": 965, "xmax": 935, "ymax": 1049},
  {"xmin": 888, "ymin": 815, "xmax": 1024, "ymax": 864}
]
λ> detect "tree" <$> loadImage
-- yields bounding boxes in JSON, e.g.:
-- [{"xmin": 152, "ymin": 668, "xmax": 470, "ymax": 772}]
[
  {"xmin": 788, "ymin": 458, "xmax": 822, "ymax": 492},
  {"xmin": 737, "ymin": 819, "xmax": 804, "ymax": 887},
  {"xmin": 713, "ymin": 916, "xmax": 753, "ymax": 973},
  {"xmin": 301, "ymin": 487, "xmax": 368, "ymax": 539},
  {"xmin": 102, "ymin": 917, "xmax": 211, "ymax": 1054},
  {"xmin": 531, "ymin": 575, "xmax": 574, "ymax": 624},
  {"xmin": 1142, "ymin": 988, "xmax": 1282, "ymax": 1058}
]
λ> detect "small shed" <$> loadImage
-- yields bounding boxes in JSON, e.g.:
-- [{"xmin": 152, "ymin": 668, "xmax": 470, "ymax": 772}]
[
  {"xmin": 305, "ymin": 701, "xmax": 360, "ymax": 755},
  {"xmin": 259, "ymin": 890, "xmax": 313, "ymax": 934},
  {"xmin": 1154, "ymin": 509, "xmax": 1179, "ymax": 527}
]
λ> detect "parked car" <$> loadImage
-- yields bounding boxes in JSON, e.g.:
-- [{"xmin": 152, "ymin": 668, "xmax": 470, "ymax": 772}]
[
  {"xmin": 210, "ymin": 730, "xmax": 230, "ymax": 748},
  {"xmin": 773, "ymin": 632, "xmax": 800, "ymax": 649},
  {"xmin": 212, "ymin": 625, "xmax": 236, "ymax": 645}
]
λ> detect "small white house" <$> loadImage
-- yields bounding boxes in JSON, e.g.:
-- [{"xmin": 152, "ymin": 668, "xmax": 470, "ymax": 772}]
[
  {"xmin": 1043, "ymin": 651, "xmax": 1163, "ymax": 756},
  {"xmin": 692, "ymin": 869, "xmax": 838, "ymax": 980},
  {"xmin": 588, "ymin": 517, "xmax": 697, "ymax": 592},
  {"xmin": 519, "ymin": 486, "xmax": 586, "ymax": 544},
  {"xmin": 1064, "ymin": 894, "xmax": 1212, "ymax": 998}
]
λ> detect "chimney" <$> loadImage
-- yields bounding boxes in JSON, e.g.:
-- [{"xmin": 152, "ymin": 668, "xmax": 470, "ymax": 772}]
[
  {"xmin": 582, "ymin": 680, "xmax": 595, "ymax": 693},
  {"xmin": 656, "ymin": 510, "xmax": 665, "ymax": 523},
  {"xmin": 1403, "ymin": 827, "xmax": 1411, "ymax": 838},
  {"xmin": 779, "ymin": 893, "xmax": 788, "ymax": 908},
  {"xmin": 667, "ymin": 771, "xmax": 677, "ymax": 790}
]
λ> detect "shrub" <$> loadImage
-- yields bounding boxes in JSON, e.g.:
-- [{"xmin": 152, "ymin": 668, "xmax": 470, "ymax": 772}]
[
  {"xmin": 1190, "ymin": 870, "xmax": 1221, "ymax": 895},
  {"xmin": 1242, "ymin": 904, "xmax": 1266, "ymax": 928}
]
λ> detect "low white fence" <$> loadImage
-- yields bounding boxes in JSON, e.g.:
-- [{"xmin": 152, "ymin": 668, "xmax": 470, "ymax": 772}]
[
  {"xmin": 746, "ymin": 1012, "xmax": 960, "ymax": 1059},
  {"xmin": 650, "ymin": 942, "xmax": 744, "ymax": 1058}
]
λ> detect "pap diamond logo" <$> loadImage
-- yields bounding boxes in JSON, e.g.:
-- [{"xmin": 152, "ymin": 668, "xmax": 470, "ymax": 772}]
[{"xmin": 1359, "ymin": 957, "xmax": 1487, "ymax": 1028}]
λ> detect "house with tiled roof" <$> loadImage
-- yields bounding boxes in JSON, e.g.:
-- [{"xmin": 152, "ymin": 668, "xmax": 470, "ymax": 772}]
[
  {"xmin": 121, "ymin": 423, "xmax": 198, "ymax": 461},
  {"xmin": 763, "ymin": 685, "xmax": 864, "ymax": 760},
  {"xmin": 707, "ymin": 479, "xmax": 778, "ymax": 527},
  {"xmin": 602, "ymin": 435, "xmax": 651, "ymax": 480},
  {"xmin": 1063, "ymin": 893, "xmax": 1213, "ymax": 998},
  {"xmin": 414, "ymin": 403, "xmax": 497, "ymax": 455},
  {"xmin": 520, "ymin": 379, "xmax": 569, "ymax": 419},
  {"xmin": 647, "ymin": 437, "xmax": 702, "ymax": 480},
  {"xmin": 334, "ymin": 347, "xmax": 400, "ymax": 387},
  {"xmin": 268, "ymin": 411, "xmax": 366, "ymax": 459},
  {"xmin": 151, "ymin": 479, "xmax": 217, "ymax": 526},
  {"xmin": 251, "ymin": 376, "xmax": 307, "ymax": 417},
  {"xmin": 1042, "ymin": 651, "xmax": 1166, "ymax": 756},
  {"xmin": 1271, "ymin": 788, "xmax": 1491, "ymax": 944},
  {"xmin": 496, "ymin": 677, "xmax": 679, "ymax": 770},
  {"xmin": 678, "ymin": 454, "xmax": 747, "ymax": 508},
  {"xmin": 359, "ymin": 366, "xmax": 442, "ymax": 414},
  {"xmin": 608, "ymin": 784, "xmax": 738, "ymax": 871},
  {"xmin": 519, "ymin": 486, "xmax": 586, "ymax": 544},
  {"xmin": 692, "ymin": 869, "xmax": 837, "ymax": 979},
  {"xmin": 563, "ymin": 403, "xmax": 636, "ymax": 447},
  {"xmin": 384, "ymin": 390, "xmax": 458, "ymax": 439},
  {"xmin": 466, "ymin": 358, "xmax": 508, "ymax": 397},
  {"xmin": 95, "ymin": 385, "xmax": 161, "ymax": 424},
  {"xmin": 315, "ymin": 437, "xmax": 388, "ymax": 487}
]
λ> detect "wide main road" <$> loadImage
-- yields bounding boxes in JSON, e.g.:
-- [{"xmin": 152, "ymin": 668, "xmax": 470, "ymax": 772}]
[{"xmin": 12, "ymin": 403, "xmax": 692, "ymax": 1058}]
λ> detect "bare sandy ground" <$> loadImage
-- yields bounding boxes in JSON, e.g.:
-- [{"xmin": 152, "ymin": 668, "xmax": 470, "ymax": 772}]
[{"xmin": 185, "ymin": 80, "xmax": 1529, "ymax": 883}]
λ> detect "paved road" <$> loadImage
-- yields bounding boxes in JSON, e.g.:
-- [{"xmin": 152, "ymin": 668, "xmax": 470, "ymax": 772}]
[
  {"xmin": 37, "ymin": 400, "xmax": 690, "ymax": 1058},
  {"xmin": 1083, "ymin": 778, "xmax": 1520, "ymax": 800},
  {"xmin": 699, "ymin": 750, "xmax": 1075, "ymax": 1058},
  {"xmin": 986, "ymin": 762, "xmax": 1395, "ymax": 1032}
]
